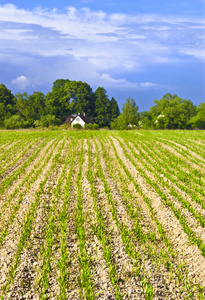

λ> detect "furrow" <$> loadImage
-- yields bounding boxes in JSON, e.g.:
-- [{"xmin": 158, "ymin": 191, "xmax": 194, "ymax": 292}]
[{"xmin": 111, "ymin": 136, "xmax": 205, "ymax": 287}]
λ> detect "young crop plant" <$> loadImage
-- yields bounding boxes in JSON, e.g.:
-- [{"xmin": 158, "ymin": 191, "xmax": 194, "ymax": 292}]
[
  {"xmin": 154, "ymin": 134, "xmax": 205, "ymax": 169},
  {"xmin": 99, "ymin": 139, "xmax": 171, "ymax": 256},
  {"xmin": 74, "ymin": 139, "xmax": 94, "ymax": 299},
  {"xmin": 37, "ymin": 139, "xmax": 70, "ymax": 299},
  {"xmin": 1, "ymin": 137, "xmax": 66, "ymax": 298},
  {"xmin": 87, "ymin": 139, "xmax": 124, "ymax": 300},
  {"xmin": 108, "ymin": 137, "xmax": 173, "ymax": 251},
  {"xmin": 0, "ymin": 137, "xmax": 37, "ymax": 174},
  {"xmin": 115, "ymin": 135, "xmax": 205, "ymax": 257},
  {"xmin": 0, "ymin": 137, "xmax": 57, "ymax": 221},
  {"xmin": 106, "ymin": 134, "xmax": 204, "ymax": 299},
  {"xmin": 57, "ymin": 138, "xmax": 78, "ymax": 299},
  {"xmin": 0, "ymin": 136, "xmax": 30, "ymax": 164},
  {"xmin": 0, "ymin": 137, "xmax": 60, "ymax": 247},
  {"xmin": 0, "ymin": 130, "xmax": 205, "ymax": 300},
  {"xmin": 136, "ymin": 136, "xmax": 205, "ymax": 199},
  {"xmin": 123, "ymin": 136, "xmax": 205, "ymax": 226},
  {"xmin": 93, "ymin": 137, "xmax": 165, "ymax": 299},
  {"xmin": 0, "ymin": 136, "xmax": 53, "ymax": 195}
]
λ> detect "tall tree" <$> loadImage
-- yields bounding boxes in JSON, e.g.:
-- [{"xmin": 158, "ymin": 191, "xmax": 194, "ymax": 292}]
[
  {"xmin": 150, "ymin": 94, "xmax": 196, "ymax": 129},
  {"xmin": 52, "ymin": 79, "xmax": 70, "ymax": 90},
  {"xmin": 121, "ymin": 97, "xmax": 139, "ymax": 126},
  {"xmin": 64, "ymin": 81, "xmax": 95, "ymax": 117},
  {"xmin": 45, "ymin": 80, "xmax": 71, "ymax": 122},
  {"xmin": 28, "ymin": 92, "xmax": 45, "ymax": 120},
  {"xmin": 14, "ymin": 92, "xmax": 29, "ymax": 118},
  {"xmin": 111, "ymin": 97, "xmax": 139, "ymax": 129},
  {"xmin": 190, "ymin": 103, "xmax": 205, "ymax": 129},
  {"xmin": 45, "ymin": 80, "xmax": 95, "ymax": 122},
  {"xmin": 14, "ymin": 92, "xmax": 34, "ymax": 126},
  {"xmin": 139, "ymin": 111, "xmax": 153, "ymax": 129},
  {"xmin": 0, "ymin": 84, "xmax": 15, "ymax": 126},
  {"xmin": 110, "ymin": 97, "xmax": 120, "ymax": 122},
  {"xmin": 94, "ymin": 87, "xmax": 111, "ymax": 127}
]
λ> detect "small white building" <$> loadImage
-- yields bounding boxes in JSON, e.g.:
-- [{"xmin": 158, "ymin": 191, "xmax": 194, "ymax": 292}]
[{"xmin": 71, "ymin": 113, "xmax": 94, "ymax": 128}]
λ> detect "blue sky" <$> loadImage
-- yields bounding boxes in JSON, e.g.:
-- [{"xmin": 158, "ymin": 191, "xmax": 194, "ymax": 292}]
[{"xmin": 0, "ymin": 1, "xmax": 204, "ymax": 111}]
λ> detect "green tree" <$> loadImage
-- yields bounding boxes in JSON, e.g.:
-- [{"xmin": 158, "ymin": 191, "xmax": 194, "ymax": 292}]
[
  {"xmin": 110, "ymin": 97, "xmax": 120, "ymax": 122},
  {"xmin": 111, "ymin": 114, "xmax": 126, "ymax": 129},
  {"xmin": 14, "ymin": 92, "xmax": 29, "ymax": 117},
  {"xmin": 45, "ymin": 79, "xmax": 95, "ymax": 123},
  {"xmin": 150, "ymin": 94, "xmax": 196, "ymax": 129},
  {"xmin": 48, "ymin": 79, "xmax": 71, "ymax": 120},
  {"xmin": 64, "ymin": 81, "xmax": 95, "ymax": 117},
  {"xmin": 0, "ymin": 84, "xmax": 15, "ymax": 126},
  {"xmin": 121, "ymin": 97, "xmax": 139, "ymax": 126},
  {"xmin": 28, "ymin": 92, "xmax": 45, "ymax": 121},
  {"xmin": 139, "ymin": 111, "xmax": 153, "ymax": 129},
  {"xmin": 190, "ymin": 103, "xmax": 205, "ymax": 129},
  {"xmin": 111, "ymin": 97, "xmax": 139, "ymax": 129},
  {"xmin": 94, "ymin": 87, "xmax": 111, "ymax": 127},
  {"xmin": 14, "ymin": 92, "xmax": 34, "ymax": 126},
  {"xmin": 45, "ymin": 83, "xmax": 70, "ymax": 122},
  {"xmin": 52, "ymin": 79, "xmax": 70, "ymax": 90},
  {"xmin": 149, "ymin": 93, "xmax": 176, "ymax": 122}
]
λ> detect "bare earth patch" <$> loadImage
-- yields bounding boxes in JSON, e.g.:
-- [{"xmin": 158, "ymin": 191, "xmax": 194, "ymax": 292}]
[{"xmin": 0, "ymin": 130, "xmax": 205, "ymax": 299}]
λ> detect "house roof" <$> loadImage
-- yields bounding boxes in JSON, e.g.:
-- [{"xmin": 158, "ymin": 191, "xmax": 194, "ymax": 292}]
[
  {"xmin": 65, "ymin": 114, "xmax": 76, "ymax": 123},
  {"xmin": 72, "ymin": 114, "xmax": 94, "ymax": 124}
]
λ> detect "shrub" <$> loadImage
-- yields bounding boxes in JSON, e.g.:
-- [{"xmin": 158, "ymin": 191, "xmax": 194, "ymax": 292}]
[
  {"xmin": 34, "ymin": 115, "xmax": 60, "ymax": 128},
  {"xmin": 93, "ymin": 124, "xmax": 99, "ymax": 130},
  {"xmin": 73, "ymin": 123, "xmax": 82, "ymax": 129},
  {"xmin": 4, "ymin": 115, "xmax": 27, "ymax": 129},
  {"xmin": 59, "ymin": 123, "xmax": 71, "ymax": 129},
  {"xmin": 33, "ymin": 120, "xmax": 42, "ymax": 128},
  {"xmin": 111, "ymin": 115, "xmax": 127, "ymax": 130},
  {"xmin": 48, "ymin": 125, "xmax": 59, "ymax": 131},
  {"xmin": 85, "ymin": 123, "xmax": 99, "ymax": 130},
  {"xmin": 85, "ymin": 123, "xmax": 93, "ymax": 130}
]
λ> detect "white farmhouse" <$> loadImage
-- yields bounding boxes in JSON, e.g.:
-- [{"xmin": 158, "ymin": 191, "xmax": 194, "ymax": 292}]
[{"xmin": 71, "ymin": 113, "xmax": 94, "ymax": 128}]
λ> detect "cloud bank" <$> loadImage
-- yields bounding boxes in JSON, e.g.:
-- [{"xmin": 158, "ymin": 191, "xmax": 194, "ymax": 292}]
[{"xmin": 0, "ymin": 4, "xmax": 204, "ymax": 108}]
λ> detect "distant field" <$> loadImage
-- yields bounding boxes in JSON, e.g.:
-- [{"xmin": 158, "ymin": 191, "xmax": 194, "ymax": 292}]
[{"xmin": 0, "ymin": 129, "xmax": 205, "ymax": 299}]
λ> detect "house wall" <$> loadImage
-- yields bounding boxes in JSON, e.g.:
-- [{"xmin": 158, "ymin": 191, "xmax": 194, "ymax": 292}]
[{"xmin": 71, "ymin": 116, "xmax": 86, "ymax": 128}]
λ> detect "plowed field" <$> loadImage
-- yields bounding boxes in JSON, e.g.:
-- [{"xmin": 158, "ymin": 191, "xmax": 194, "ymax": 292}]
[{"xmin": 0, "ymin": 130, "xmax": 205, "ymax": 299}]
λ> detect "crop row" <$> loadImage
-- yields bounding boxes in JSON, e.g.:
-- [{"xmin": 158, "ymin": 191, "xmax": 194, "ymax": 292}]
[{"xmin": 0, "ymin": 130, "xmax": 204, "ymax": 299}]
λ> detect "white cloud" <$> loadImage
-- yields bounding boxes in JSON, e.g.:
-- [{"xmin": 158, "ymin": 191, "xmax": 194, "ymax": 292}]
[
  {"xmin": 139, "ymin": 82, "xmax": 160, "ymax": 88},
  {"xmin": 99, "ymin": 73, "xmax": 160, "ymax": 90},
  {"xmin": 11, "ymin": 75, "xmax": 30, "ymax": 89},
  {"xmin": 180, "ymin": 49, "xmax": 205, "ymax": 60},
  {"xmin": 142, "ymin": 26, "xmax": 170, "ymax": 31},
  {"xmin": 0, "ymin": 4, "xmax": 204, "ymax": 96},
  {"xmin": 0, "ymin": 4, "xmax": 204, "ymax": 47},
  {"xmin": 0, "ymin": 4, "xmax": 116, "ymax": 41},
  {"xmin": 127, "ymin": 34, "xmax": 146, "ymax": 40},
  {"xmin": 124, "ymin": 61, "xmax": 139, "ymax": 70},
  {"xmin": 0, "ymin": 29, "xmax": 36, "ymax": 40}
]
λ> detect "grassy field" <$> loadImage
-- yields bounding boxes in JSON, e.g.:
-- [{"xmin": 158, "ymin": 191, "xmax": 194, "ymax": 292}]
[{"xmin": 0, "ymin": 129, "xmax": 205, "ymax": 299}]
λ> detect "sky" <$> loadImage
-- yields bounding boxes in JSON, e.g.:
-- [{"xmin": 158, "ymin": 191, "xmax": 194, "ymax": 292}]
[{"xmin": 0, "ymin": 0, "xmax": 205, "ymax": 111}]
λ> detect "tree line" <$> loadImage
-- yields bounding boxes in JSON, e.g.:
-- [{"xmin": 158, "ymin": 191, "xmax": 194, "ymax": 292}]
[
  {"xmin": 138, "ymin": 93, "xmax": 205, "ymax": 130},
  {"xmin": 0, "ymin": 79, "xmax": 204, "ymax": 129},
  {"xmin": 109, "ymin": 94, "xmax": 204, "ymax": 130},
  {"xmin": 0, "ymin": 79, "xmax": 120, "ymax": 129}
]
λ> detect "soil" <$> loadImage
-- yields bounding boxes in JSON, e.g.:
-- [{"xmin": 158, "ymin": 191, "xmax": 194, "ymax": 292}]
[{"xmin": 0, "ymin": 131, "xmax": 205, "ymax": 299}]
